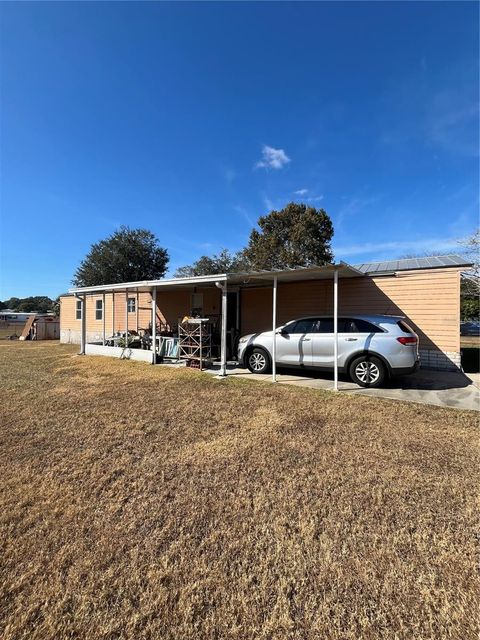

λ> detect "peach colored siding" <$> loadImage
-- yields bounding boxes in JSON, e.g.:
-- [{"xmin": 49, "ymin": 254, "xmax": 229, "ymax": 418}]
[
  {"xmin": 112, "ymin": 292, "xmax": 151, "ymax": 332},
  {"xmin": 241, "ymin": 268, "xmax": 461, "ymax": 353},
  {"xmin": 60, "ymin": 287, "xmax": 222, "ymax": 336},
  {"xmin": 61, "ymin": 268, "xmax": 461, "ymax": 355},
  {"xmin": 61, "ymin": 292, "xmax": 152, "ymax": 334},
  {"xmin": 60, "ymin": 295, "xmax": 79, "ymax": 331},
  {"xmin": 154, "ymin": 287, "xmax": 221, "ymax": 331}
]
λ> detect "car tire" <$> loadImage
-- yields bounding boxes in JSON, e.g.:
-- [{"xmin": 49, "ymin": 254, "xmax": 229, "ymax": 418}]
[
  {"xmin": 349, "ymin": 355, "xmax": 387, "ymax": 388},
  {"xmin": 246, "ymin": 348, "xmax": 271, "ymax": 374}
]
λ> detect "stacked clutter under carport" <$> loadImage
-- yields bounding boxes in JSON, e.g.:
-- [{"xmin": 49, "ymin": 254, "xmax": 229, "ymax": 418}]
[{"xmin": 178, "ymin": 317, "xmax": 213, "ymax": 370}]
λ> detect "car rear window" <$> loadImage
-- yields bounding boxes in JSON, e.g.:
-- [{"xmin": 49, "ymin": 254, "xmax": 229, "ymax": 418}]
[{"xmin": 397, "ymin": 320, "xmax": 414, "ymax": 334}]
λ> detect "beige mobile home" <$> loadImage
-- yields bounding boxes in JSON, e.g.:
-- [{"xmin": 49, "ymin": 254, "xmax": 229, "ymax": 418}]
[{"xmin": 60, "ymin": 255, "xmax": 469, "ymax": 376}]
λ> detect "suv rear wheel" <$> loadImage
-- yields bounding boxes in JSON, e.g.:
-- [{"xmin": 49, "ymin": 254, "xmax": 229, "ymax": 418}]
[
  {"xmin": 246, "ymin": 348, "xmax": 271, "ymax": 374},
  {"xmin": 349, "ymin": 355, "xmax": 387, "ymax": 388}
]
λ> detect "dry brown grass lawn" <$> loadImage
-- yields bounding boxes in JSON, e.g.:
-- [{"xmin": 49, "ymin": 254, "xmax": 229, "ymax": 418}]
[
  {"xmin": 0, "ymin": 323, "xmax": 23, "ymax": 340},
  {"xmin": 0, "ymin": 342, "xmax": 478, "ymax": 640}
]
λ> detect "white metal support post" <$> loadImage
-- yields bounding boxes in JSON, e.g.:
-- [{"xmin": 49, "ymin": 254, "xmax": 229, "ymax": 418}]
[
  {"xmin": 125, "ymin": 289, "xmax": 129, "ymax": 345},
  {"xmin": 136, "ymin": 287, "xmax": 139, "ymax": 333},
  {"xmin": 272, "ymin": 276, "xmax": 278, "ymax": 383},
  {"xmin": 151, "ymin": 287, "xmax": 157, "ymax": 364},
  {"xmin": 333, "ymin": 269, "xmax": 339, "ymax": 391},
  {"xmin": 219, "ymin": 283, "xmax": 228, "ymax": 376},
  {"xmin": 80, "ymin": 295, "xmax": 86, "ymax": 355},
  {"xmin": 112, "ymin": 292, "xmax": 115, "ymax": 335},
  {"xmin": 102, "ymin": 292, "xmax": 106, "ymax": 346}
]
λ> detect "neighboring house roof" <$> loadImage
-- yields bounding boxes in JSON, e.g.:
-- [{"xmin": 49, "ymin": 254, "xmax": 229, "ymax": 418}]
[
  {"xmin": 353, "ymin": 254, "xmax": 471, "ymax": 275},
  {"xmin": 0, "ymin": 310, "xmax": 32, "ymax": 315}
]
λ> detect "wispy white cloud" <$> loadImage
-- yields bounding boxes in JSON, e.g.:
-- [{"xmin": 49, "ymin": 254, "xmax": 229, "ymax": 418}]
[
  {"xmin": 427, "ymin": 100, "xmax": 479, "ymax": 156},
  {"xmin": 261, "ymin": 193, "xmax": 275, "ymax": 211},
  {"xmin": 335, "ymin": 236, "xmax": 463, "ymax": 259},
  {"xmin": 223, "ymin": 167, "xmax": 236, "ymax": 185},
  {"xmin": 97, "ymin": 215, "xmax": 122, "ymax": 228},
  {"xmin": 293, "ymin": 189, "xmax": 324, "ymax": 203},
  {"xmin": 255, "ymin": 145, "xmax": 291, "ymax": 170},
  {"xmin": 378, "ymin": 62, "xmax": 478, "ymax": 158},
  {"xmin": 336, "ymin": 195, "xmax": 381, "ymax": 230},
  {"xmin": 233, "ymin": 205, "xmax": 256, "ymax": 228}
]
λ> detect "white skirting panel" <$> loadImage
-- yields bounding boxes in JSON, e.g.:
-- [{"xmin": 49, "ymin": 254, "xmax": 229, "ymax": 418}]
[{"xmin": 85, "ymin": 343, "xmax": 154, "ymax": 363}]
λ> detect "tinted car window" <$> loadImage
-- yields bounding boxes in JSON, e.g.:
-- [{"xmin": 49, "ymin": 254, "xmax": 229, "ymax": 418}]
[
  {"xmin": 397, "ymin": 320, "xmax": 414, "ymax": 334},
  {"xmin": 317, "ymin": 318, "xmax": 347, "ymax": 333},
  {"xmin": 346, "ymin": 319, "xmax": 383, "ymax": 333},
  {"xmin": 283, "ymin": 319, "xmax": 318, "ymax": 334}
]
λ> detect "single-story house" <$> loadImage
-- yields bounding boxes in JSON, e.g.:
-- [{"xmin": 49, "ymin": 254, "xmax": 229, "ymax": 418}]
[{"xmin": 60, "ymin": 255, "xmax": 470, "ymax": 382}]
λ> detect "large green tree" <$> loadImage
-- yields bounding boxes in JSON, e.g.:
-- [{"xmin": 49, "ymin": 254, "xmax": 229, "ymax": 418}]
[
  {"xmin": 174, "ymin": 249, "xmax": 247, "ymax": 277},
  {"xmin": 458, "ymin": 229, "xmax": 479, "ymax": 320},
  {"xmin": 243, "ymin": 202, "xmax": 334, "ymax": 270},
  {"xmin": 0, "ymin": 296, "xmax": 55, "ymax": 313},
  {"xmin": 73, "ymin": 226, "xmax": 169, "ymax": 287},
  {"xmin": 400, "ymin": 230, "xmax": 480, "ymax": 320}
]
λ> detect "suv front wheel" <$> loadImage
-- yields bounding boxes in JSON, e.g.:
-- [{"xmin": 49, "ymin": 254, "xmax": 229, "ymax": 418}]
[
  {"xmin": 246, "ymin": 348, "xmax": 271, "ymax": 374},
  {"xmin": 349, "ymin": 355, "xmax": 387, "ymax": 388}
]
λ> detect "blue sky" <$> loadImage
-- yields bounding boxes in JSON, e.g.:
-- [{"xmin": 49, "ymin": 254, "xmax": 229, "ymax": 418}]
[{"xmin": 0, "ymin": 1, "xmax": 478, "ymax": 299}]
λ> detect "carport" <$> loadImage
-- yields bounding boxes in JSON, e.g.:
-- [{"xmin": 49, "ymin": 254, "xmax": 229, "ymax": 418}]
[
  {"xmin": 225, "ymin": 263, "xmax": 363, "ymax": 389},
  {"xmin": 69, "ymin": 262, "xmax": 364, "ymax": 390}
]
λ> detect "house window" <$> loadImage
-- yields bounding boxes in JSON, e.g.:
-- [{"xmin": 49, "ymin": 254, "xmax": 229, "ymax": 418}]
[
  {"xmin": 76, "ymin": 300, "xmax": 82, "ymax": 320},
  {"xmin": 95, "ymin": 299, "xmax": 103, "ymax": 321},
  {"xmin": 191, "ymin": 293, "xmax": 204, "ymax": 316},
  {"xmin": 127, "ymin": 297, "xmax": 136, "ymax": 313}
]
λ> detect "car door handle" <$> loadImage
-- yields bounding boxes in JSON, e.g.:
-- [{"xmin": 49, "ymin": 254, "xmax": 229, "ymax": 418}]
[
  {"xmin": 345, "ymin": 337, "xmax": 357, "ymax": 341},
  {"xmin": 301, "ymin": 338, "xmax": 311, "ymax": 341}
]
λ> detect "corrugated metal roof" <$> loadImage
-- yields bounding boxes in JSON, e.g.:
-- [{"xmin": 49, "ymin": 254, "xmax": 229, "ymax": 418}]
[
  {"xmin": 226, "ymin": 262, "xmax": 363, "ymax": 284},
  {"xmin": 68, "ymin": 263, "xmax": 364, "ymax": 295},
  {"xmin": 353, "ymin": 254, "xmax": 471, "ymax": 274}
]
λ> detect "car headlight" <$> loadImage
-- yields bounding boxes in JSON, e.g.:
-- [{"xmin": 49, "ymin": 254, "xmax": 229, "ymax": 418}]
[{"xmin": 238, "ymin": 337, "xmax": 248, "ymax": 344}]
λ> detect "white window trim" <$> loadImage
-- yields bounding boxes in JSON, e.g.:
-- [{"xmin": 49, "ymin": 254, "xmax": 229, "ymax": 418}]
[
  {"xmin": 95, "ymin": 299, "xmax": 103, "ymax": 321},
  {"xmin": 127, "ymin": 297, "xmax": 136, "ymax": 313}
]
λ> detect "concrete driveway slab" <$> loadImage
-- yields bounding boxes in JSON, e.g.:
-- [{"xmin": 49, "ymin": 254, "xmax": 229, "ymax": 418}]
[{"xmin": 207, "ymin": 364, "xmax": 479, "ymax": 411}]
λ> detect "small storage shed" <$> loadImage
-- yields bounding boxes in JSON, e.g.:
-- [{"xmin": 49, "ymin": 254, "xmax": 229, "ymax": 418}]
[{"xmin": 18, "ymin": 315, "xmax": 60, "ymax": 341}]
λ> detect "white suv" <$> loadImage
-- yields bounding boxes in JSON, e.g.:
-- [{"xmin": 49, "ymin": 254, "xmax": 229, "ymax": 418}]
[{"xmin": 237, "ymin": 315, "xmax": 420, "ymax": 388}]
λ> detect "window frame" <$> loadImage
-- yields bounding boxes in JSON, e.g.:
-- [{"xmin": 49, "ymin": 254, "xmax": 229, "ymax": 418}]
[
  {"xmin": 95, "ymin": 299, "xmax": 103, "ymax": 321},
  {"xmin": 191, "ymin": 292, "xmax": 204, "ymax": 316},
  {"xmin": 75, "ymin": 300, "xmax": 82, "ymax": 321},
  {"xmin": 127, "ymin": 297, "xmax": 136, "ymax": 314}
]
